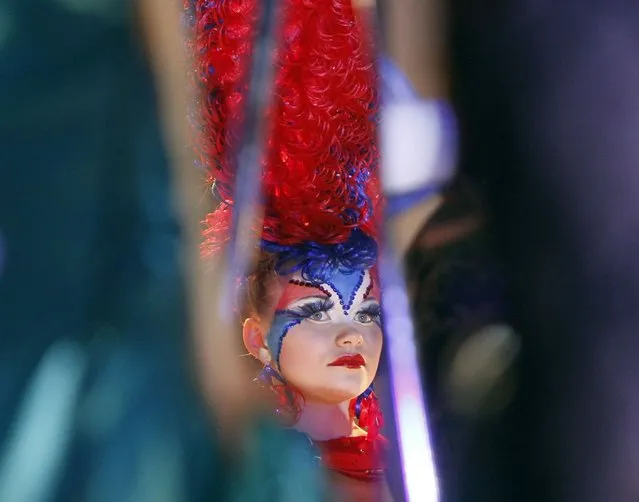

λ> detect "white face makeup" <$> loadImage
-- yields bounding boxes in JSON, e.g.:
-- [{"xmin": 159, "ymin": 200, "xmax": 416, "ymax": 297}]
[{"xmin": 267, "ymin": 269, "xmax": 383, "ymax": 405}]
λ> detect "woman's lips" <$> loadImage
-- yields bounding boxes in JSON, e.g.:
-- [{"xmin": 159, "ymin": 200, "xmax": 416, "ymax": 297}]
[{"xmin": 328, "ymin": 354, "xmax": 366, "ymax": 369}]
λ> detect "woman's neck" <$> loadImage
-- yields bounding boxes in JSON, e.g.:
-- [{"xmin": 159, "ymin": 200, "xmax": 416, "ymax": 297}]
[{"xmin": 294, "ymin": 400, "xmax": 365, "ymax": 441}]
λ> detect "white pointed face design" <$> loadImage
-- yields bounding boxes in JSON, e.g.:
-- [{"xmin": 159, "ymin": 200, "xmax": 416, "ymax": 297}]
[{"xmin": 265, "ymin": 269, "xmax": 383, "ymax": 405}]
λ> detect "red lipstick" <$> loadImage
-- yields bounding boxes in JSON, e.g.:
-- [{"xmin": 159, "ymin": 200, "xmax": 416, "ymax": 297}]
[{"xmin": 328, "ymin": 354, "xmax": 366, "ymax": 369}]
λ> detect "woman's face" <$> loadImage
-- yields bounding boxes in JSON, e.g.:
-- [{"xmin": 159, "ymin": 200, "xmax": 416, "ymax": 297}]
[{"xmin": 265, "ymin": 269, "xmax": 383, "ymax": 405}]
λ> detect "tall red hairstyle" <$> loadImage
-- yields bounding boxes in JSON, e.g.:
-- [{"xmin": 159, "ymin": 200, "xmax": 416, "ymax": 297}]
[{"xmin": 188, "ymin": 0, "xmax": 381, "ymax": 255}]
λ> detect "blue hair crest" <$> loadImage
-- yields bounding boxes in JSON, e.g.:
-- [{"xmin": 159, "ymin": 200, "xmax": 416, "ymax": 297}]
[{"xmin": 261, "ymin": 229, "xmax": 378, "ymax": 284}]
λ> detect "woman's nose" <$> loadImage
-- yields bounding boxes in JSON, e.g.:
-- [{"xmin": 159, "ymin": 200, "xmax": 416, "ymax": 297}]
[{"xmin": 336, "ymin": 328, "xmax": 364, "ymax": 347}]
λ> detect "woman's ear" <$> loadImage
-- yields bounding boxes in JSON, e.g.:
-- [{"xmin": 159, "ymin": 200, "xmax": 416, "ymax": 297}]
[{"xmin": 242, "ymin": 317, "xmax": 272, "ymax": 365}]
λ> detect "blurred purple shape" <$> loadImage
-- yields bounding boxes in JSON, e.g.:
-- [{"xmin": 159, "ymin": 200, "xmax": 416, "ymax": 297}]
[
  {"xmin": 379, "ymin": 246, "xmax": 440, "ymax": 502},
  {"xmin": 378, "ymin": 59, "xmax": 442, "ymax": 501},
  {"xmin": 220, "ymin": 0, "xmax": 283, "ymax": 319}
]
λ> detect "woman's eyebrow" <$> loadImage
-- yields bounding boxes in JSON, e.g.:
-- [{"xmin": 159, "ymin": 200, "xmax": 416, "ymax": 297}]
[
  {"xmin": 276, "ymin": 282, "xmax": 331, "ymax": 309},
  {"xmin": 350, "ymin": 298, "xmax": 380, "ymax": 311},
  {"xmin": 287, "ymin": 295, "xmax": 333, "ymax": 306}
]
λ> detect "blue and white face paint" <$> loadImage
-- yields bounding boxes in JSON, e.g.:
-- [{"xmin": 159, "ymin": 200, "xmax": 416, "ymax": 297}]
[{"xmin": 265, "ymin": 268, "xmax": 383, "ymax": 405}]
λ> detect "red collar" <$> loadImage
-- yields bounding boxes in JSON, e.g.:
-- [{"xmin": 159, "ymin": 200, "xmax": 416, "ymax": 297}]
[{"xmin": 314, "ymin": 433, "xmax": 388, "ymax": 482}]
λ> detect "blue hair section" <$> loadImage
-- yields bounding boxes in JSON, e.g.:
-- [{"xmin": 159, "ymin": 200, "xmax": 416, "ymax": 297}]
[
  {"xmin": 261, "ymin": 229, "xmax": 378, "ymax": 284},
  {"xmin": 354, "ymin": 384, "xmax": 374, "ymax": 420},
  {"xmin": 343, "ymin": 164, "xmax": 374, "ymax": 226}
]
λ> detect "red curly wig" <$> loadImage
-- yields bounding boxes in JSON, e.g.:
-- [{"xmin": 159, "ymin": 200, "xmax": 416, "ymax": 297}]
[{"xmin": 188, "ymin": 0, "xmax": 381, "ymax": 254}]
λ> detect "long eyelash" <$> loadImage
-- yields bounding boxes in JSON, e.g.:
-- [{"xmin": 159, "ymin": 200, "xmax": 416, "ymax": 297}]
[
  {"xmin": 281, "ymin": 299, "xmax": 334, "ymax": 319},
  {"xmin": 358, "ymin": 304, "xmax": 381, "ymax": 317}
]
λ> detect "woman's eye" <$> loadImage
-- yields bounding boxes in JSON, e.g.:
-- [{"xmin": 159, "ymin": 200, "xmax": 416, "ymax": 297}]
[
  {"xmin": 355, "ymin": 312, "xmax": 373, "ymax": 324},
  {"xmin": 309, "ymin": 311, "xmax": 329, "ymax": 322}
]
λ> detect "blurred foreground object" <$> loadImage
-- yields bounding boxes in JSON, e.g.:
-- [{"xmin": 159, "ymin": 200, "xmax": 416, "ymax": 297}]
[
  {"xmin": 0, "ymin": 1, "xmax": 221, "ymax": 500},
  {"xmin": 377, "ymin": 0, "xmax": 453, "ymax": 255}
]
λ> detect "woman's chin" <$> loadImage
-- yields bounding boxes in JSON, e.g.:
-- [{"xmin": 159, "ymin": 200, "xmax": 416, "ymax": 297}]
[
  {"xmin": 303, "ymin": 387, "xmax": 360, "ymax": 405},
  {"xmin": 295, "ymin": 374, "xmax": 373, "ymax": 404},
  {"xmin": 323, "ymin": 382, "xmax": 370, "ymax": 403}
]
